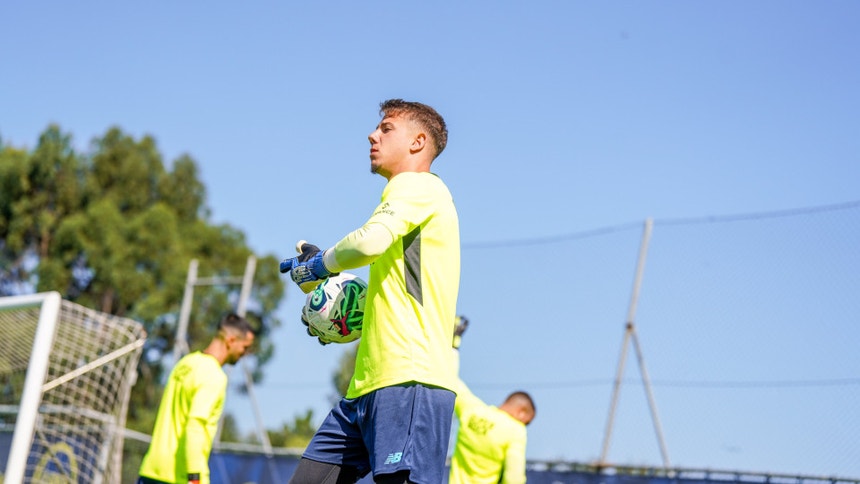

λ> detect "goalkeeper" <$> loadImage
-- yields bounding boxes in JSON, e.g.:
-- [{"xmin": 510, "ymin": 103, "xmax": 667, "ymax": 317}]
[
  {"xmin": 281, "ymin": 99, "xmax": 459, "ymax": 484},
  {"xmin": 449, "ymin": 316, "xmax": 537, "ymax": 484},
  {"xmin": 138, "ymin": 314, "xmax": 255, "ymax": 484}
]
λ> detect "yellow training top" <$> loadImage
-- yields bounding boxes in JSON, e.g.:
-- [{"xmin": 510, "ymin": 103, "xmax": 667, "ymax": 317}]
[
  {"xmin": 139, "ymin": 351, "xmax": 226, "ymax": 484},
  {"xmin": 449, "ymin": 351, "xmax": 528, "ymax": 484},
  {"xmin": 340, "ymin": 172, "xmax": 461, "ymax": 398}
]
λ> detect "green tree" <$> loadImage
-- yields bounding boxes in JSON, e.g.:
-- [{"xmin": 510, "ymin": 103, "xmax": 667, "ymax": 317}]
[
  {"xmin": 0, "ymin": 126, "xmax": 86, "ymax": 295},
  {"xmin": 266, "ymin": 409, "xmax": 317, "ymax": 450},
  {"xmin": 0, "ymin": 126, "xmax": 310, "ymax": 479}
]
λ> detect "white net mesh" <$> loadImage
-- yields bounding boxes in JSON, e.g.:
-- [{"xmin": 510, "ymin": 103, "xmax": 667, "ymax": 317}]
[{"xmin": 0, "ymin": 294, "xmax": 145, "ymax": 484}]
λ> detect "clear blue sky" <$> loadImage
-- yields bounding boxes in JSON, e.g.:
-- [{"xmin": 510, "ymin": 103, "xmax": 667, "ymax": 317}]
[{"xmin": 2, "ymin": 1, "xmax": 859, "ymax": 478}]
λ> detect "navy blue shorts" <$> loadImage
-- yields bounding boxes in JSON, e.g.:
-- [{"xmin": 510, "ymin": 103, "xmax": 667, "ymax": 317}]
[{"xmin": 302, "ymin": 382, "xmax": 455, "ymax": 483}]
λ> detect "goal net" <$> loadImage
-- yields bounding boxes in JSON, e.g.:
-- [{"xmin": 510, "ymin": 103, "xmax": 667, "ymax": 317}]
[{"xmin": 0, "ymin": 292, "xmax": 146, "ymax": 484}]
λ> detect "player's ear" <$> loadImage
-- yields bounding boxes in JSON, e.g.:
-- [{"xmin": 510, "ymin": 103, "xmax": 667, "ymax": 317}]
[
  {"xmin": 517, "ymin": 407, "xmax": 533, "ymax": 425},
  {"xmin": 224, "ymin": 331, "xmax": 238, "ymax": 345},
  {"xmin": 410, "ymin": 132, "xmax": 427, "ymax": 154}
]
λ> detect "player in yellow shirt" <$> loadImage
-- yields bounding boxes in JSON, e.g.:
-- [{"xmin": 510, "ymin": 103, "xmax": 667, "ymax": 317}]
[
  {"xmin": 281, "ymin": 99, "xmax": 459, "ymax": 484},
  {"xmin": 138, "ymin": 314, "xmax": 255, "ymax": 484},
  {"xmin": 449, "ymin": 317, "xmax": 536, "ymax": 484}
]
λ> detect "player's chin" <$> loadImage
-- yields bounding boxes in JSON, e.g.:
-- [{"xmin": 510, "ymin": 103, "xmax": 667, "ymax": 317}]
[{"xmin": 370, "ymin": 156, "xmax": 385, "ymax": 173}]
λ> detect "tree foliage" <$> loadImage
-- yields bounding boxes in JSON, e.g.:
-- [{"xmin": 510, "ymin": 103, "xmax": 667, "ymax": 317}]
[
  {"xmin": 0, "ymin": 126, "xmax": 317, "ymax": 456},
  {"xmin": 266, "ymin": 409, "xmax": 317, "ymax": 450}
]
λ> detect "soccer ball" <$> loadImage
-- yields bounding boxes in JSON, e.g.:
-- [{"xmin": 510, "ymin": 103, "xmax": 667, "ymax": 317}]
[{"xmin": 301, "ymin": 272, "xmax": 367, "ymax": 344}]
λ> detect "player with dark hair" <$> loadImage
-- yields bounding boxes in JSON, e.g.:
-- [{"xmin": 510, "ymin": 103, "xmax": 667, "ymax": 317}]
[
  {"xmin": 449, "ymin": 316, "xmax": 536, "ymax": 484},
  {"xmin": 281, "ymin": 99, "xmax": 459, "ymax": 484},
  {"xmin": 138, "ymin": 314, "xmax": 255, "ymax": 484}
]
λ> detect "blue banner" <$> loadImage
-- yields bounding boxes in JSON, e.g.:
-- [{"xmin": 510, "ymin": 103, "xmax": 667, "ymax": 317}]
[{"xmin": 0, "ymin": 431, "xmax": 104, "ymax": 483}]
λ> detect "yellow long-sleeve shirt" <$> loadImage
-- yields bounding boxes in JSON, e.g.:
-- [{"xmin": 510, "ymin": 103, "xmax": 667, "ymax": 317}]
[
  {"xmin": 139, "ymin": 352, "xmax": 226, "ymax": 484},
  {"xmin": 333, "ymin": 172, "xmax": 461, "ymax": 399},
  {"xmin": 449, "ymin": 353, "xmax": 528, "ymax": 484}
]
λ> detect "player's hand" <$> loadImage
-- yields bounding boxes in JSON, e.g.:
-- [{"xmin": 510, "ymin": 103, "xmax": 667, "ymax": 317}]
[
  {"xmin": 302, "ymin": 315, "xmax": 332, "ymax": 346},
  {"xmin": 280, "ymin": 241, "xmax": 337, "ymax": 293},
  {"xmin": 452, "ymin": 315, "xmax": 469, "ymax": 349}
]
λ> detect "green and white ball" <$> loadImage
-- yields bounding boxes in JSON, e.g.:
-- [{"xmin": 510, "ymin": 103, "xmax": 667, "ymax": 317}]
[{"xmin": 302, "ymin": 272, "xmax": 367, "ymax": 344}]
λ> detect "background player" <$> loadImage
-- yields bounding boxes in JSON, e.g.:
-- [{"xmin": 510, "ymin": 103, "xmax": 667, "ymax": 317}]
[
  {"xmin": 449, "ymin": 316, "xmax": 537, "ymax": 484},
  {"xmin": 138, "ymin": 314, "xmax": 255, "ymax": 484}
]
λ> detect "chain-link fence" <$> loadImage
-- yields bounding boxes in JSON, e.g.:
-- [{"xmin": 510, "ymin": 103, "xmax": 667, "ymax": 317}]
[{"xmin": 456, "ymin": 200, "xmax": 860, "ymax": 478}]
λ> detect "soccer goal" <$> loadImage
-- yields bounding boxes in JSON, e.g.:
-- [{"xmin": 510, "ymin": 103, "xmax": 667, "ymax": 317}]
[{"xmin": 0, "ymin": 292, "xmax": 146, "ymax": 484}]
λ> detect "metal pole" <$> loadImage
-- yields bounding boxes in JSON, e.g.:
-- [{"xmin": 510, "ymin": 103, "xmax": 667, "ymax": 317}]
[
  {"xmin": 236, "ymin": 256, "xmax": 255, "ymax": 317},
  {"xmin": 598, "ymin": 218, "xmax": 666, "ymax": 467},
  {"xmin": 626, "ymin": 218, "xmax": 671, "ymax": 468},
  {"xmin": 233, "ymin": 257, "xmax": 282, "ymax": 482},
  {"xmin": 598, "ymin": 324, "xmax": 632, "ymax": 466},
  {"xmin": 631, "ymin": 328, "xmax": 671, "ymax": 468},
  {"xmin": 5, "ymin": 292, "xmax": 62, "ymax": 484},
  {"xmin": 232, "ymin": 257, "xmax": 275, "ymax": 456},
  {"xmin": 178, "ymin": 256, "xmax": 280, "ymax": 480},
  {"xmin": 626, "ymin": 218, "xmax": 652, "ymax": 328},
  {"xmin": 174, "ymin": 259, "xmax": 198, "ymax": 363}
]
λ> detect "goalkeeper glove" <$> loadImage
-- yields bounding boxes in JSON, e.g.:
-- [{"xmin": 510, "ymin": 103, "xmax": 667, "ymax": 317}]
[
  {"xmin": 280, "ymin": 241, "xmax": 338, "ymax": 293},
  {"xmin": 452, "ymin": 315, "xmax": 469, "ymax": 349},
  {"xmin": 301, "ymin": 315, "xmax": 332, "ymax": 346}
]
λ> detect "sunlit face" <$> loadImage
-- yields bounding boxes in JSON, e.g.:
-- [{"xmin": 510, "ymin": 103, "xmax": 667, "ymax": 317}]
[
  {"xmin": 225, "ymin": 331, "xmax": 255, "ymax": 365},
  {"xmin": 367, "ymin": 113, "xmax": 417, "ymax": 178}
]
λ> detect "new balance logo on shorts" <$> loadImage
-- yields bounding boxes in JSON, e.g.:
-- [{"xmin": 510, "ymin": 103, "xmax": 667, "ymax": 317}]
[{"xmin": 384, "ymin": 452, "xmax": 403, "ymax": 464}]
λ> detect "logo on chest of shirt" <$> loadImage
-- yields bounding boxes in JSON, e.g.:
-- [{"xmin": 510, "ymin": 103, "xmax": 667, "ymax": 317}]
[{"xmin": 374, "ymin": 202, "xmax": 395, "ymax": 217}]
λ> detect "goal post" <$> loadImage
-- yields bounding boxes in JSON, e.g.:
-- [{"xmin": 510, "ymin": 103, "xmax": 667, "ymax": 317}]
[{"xmin": 0, "ymin": 292, "xmax": 146, "ymax": 484}]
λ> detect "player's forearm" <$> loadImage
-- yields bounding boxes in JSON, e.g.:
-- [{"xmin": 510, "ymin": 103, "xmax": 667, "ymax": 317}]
[
  {"xmin": 501, "ymin": 442, "xmax": 528, "ymax": 484},
  {"xmin": 452, "ymin": 349, "xmax": 482, "ymax": 409},
  {"xmin": 183, "ymin": 417, "xmax": 210, "ymax": 480},
  {"xmin": 325, "ymin": 222, "xmax": 394, "ymax": 271}
]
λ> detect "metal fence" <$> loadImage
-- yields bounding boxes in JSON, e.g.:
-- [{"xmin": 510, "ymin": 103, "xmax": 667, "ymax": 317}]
[
  {"xmin": 125, "ymin": 200, "xmax": 860, "ymax": 482},
  {"xmin": 454, "ymin": 200, "xmax": 860, "ymax": 478}
]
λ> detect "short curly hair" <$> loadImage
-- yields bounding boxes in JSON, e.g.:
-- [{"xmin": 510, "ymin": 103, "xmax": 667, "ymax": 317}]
[{"xmin": 379, "ymin": 99, "xmax": 448, "ymax": 159}]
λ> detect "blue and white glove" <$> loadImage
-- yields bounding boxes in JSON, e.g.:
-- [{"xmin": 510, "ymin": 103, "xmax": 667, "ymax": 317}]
[{"xmin": 279, "ymin": 240, "xmax": 337, "ymax": 294}]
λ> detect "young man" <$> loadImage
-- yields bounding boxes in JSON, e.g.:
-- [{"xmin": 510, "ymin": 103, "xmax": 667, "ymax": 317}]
[
  {"xmin": 281, "ymin": 99, "xmax": 459, "ymax": 484},
  {"xmin": 449, "ymin": 317, "xmax": 536, "ymax": 484},
  {"xmin": 138, "ymin": 314, "xmax": 255, "ymax": 484}
]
